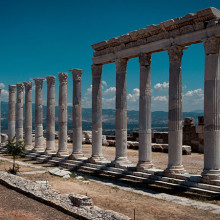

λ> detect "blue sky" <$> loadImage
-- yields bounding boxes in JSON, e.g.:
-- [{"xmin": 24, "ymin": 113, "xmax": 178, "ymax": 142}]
[{"xmin": 0, "ymin": 0, "xmax": 220, "ymax": 111}]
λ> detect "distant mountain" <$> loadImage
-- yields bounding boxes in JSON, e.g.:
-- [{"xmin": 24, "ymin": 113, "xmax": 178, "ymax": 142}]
[{"xmin": 0, "ymin": 102, "xmax": 203, "ymax": 135}]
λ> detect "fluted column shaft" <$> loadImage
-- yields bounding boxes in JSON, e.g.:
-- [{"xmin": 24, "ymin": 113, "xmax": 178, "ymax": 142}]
[
  {"xmin": 0, "ymin": 89, "xmax": 1, "ymax": 144},
  {"xmin": 16, "ymin": 83, "xmax": 24, "ymax": 142},
  {"xmin": 33, "ymin": 78, "xmax": 44, "ymax": 152},
  {"xmin": 24, "ymin": 82, "xmax": 32, "ymax": 149},
  {"xmin": 202, "ymin": 37, "xmax": 220, "ymax": 181},
  {"xmin": 57, "ymin": 73, "xmax": 69, "ymax": 156},
  {"xmin": 8, "ymin": 85, "xmax": 16, "ymax": 140},
  {"xmin": 113, "ymin": 58, "xmax": 130, "ymax": 167},
  {"xmin": 69, "ymin": 69, "xmax": 83, "ymax": 159},
  {"xmin": 46, "ymin": 76, "xmax": 56, "ymax": 153},
  {"xmin": 90, "ymin": 65, "xmax": 106, "ymax": 163},
  {"xmin": 166, "ymin": 46, "xmax": 185, "ymax": 174},
  {"xmin": 137, "ymin": 53, "xmax": 153, "ymax": 171}
]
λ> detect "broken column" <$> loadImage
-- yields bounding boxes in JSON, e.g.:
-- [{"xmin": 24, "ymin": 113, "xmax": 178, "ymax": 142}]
[
  {"xmin": 89, "ymin": 64, "xmax": 106, "ymax": 163},
  {"xmin": 137, "ymin": 53, "xmax": 153, "ymax": 171},
  {"xmin": 112, "ymin": 58, "xmax": 130, "ymax": 167},
  {"xmin": 16, "ymin": 83, "xmax": 24, "ymax": 142},
  {"xmin": 33, "ymin": 78, "xmax": 45, "ymax": 152},
  {"xmin": 202, "ymin": 37, "xmax": 220, "ymax": 181},
  {"xmin": 69, "ymin": 69, "xmax": 84, "ymax": 159},
  {"xmin": 24, "ymin": 81, "xmax": 33, "ymax": 150},
  {"xmin": 165, "ymin": 46, "xmax": 185, "ymax": 174},
  {"xmin": 57, "ymin": 73, "xmax": 69, "ymax": 156},
  {"xmin": 45, "ymin": 76, "xmax": 56, "ymax": 154},
  {"xmin": 8, "ymin": 85, "xmax": 16, "ymax": 140}
]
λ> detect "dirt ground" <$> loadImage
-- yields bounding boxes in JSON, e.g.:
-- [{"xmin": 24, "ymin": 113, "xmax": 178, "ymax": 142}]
[{"xmin": 0, "ymin": 144, "xmax": 217, "ymax": 220}]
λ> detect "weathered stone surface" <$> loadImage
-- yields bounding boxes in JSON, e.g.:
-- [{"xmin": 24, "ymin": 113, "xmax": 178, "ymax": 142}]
[{"xmin": 8, "ymin": 85, "xmax": 16, "ymax": 140}]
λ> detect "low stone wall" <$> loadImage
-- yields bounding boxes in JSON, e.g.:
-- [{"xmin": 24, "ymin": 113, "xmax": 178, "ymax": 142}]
[{"xmin": 0, "ymin": 171, "xmax": 131, "ymax": 220}]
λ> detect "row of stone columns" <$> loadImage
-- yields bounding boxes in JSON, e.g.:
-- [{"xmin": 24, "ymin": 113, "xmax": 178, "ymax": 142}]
[
  {"xmin": 7, "ymin": 70, "xmax": 84, "ymax": 158},
  {"xmin": 91, "ymin": 37, "xmax": 220, "ymax": 180}
]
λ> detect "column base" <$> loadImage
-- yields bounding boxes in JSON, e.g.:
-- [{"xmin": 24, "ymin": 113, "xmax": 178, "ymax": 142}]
[
  {"xmin": 111, "ymin": 157, "xmax": 132, "ymax": 168},
  {"xmin": 201, "ymin": 169, "xmax": 220, "ymax": 183},
  {"xmin": 136, "ymin": 161, "xmax": 154, "ymax": 172},
  {"xmin": 45, "ymin": 149, "xmax": 57, "ymax": 155},
  {"xmin": 33, "ymin": 146, "xmax": 45, "ymax": 153},
  {"xmin": 25, "ymin": 145, "xmax": 33, "ymax": 151},
  {"xmin": 88, "ymin": 155, "xmax": 108, "ymax": 164},
  {"xmin": 164, "ymin": 165, "xmax": 185, "ymax": 175},
  {"xmin": 69, "ymin": 152, "xmax": 85, "ymax": 160},
  {"xmin": 57, "ymin": 150, "xmax": 69, "ymax": 157}
]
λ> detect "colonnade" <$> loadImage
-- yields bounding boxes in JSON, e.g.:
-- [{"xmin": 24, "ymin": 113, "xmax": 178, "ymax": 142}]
[
  {"xmin": 4, "ymin": 37, "xmax": 220, "ymax": 181},
  {"xmin": 7, "ymin": 70, "xmax": 84, "ymax": 158}
]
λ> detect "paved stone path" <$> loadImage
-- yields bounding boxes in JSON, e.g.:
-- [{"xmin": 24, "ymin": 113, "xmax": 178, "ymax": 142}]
[{"xmin": 1, "ymin": 156, "xmax": 220, "ymax": 215}]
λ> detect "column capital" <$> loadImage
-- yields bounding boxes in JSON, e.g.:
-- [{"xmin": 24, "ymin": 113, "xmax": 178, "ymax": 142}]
[
  {"xmin": 139, "ymin": 53, "xmax": 152, "ymax": 66},
  {"xmin": 8, "ymin": 85, "xmax": 16, "ymax": 92},
  {"xmin": 58, "ymin": 72, "xmax": 68, "ymax": 83},
  {"xmin": 23, "ymin": 81, "xmax": 32, "ymax": 90},
  {"xmin": 168, "ymin": 46, "xmax": 186, "ymax": 63},
  {"xmin": 33, "ymin": 78, "xmax": 44, "ymax": 87},
  {"xmin": 16, "ymin": 83, "xmax": 24, "ymax": 92},
  {"xmin": 69, "ymin": 69, "xmax": 83, "ymax": 81},
  {"xmin": 116, "ymin": 58, "xmax": 128, "ymax": 73},
  {"xmin": 46, "ymin": 76, "xmax": 56, "ymax": 86},
  {"xmin": 204, "ymin": 37, "xmax": 220, "ymax": 55},
  {"xmin": 92, "ymin": 64, "xmax": 102, "ymax": 77}
]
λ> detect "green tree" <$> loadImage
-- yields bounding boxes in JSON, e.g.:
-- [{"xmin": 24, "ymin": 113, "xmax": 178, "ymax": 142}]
[{"xmin": 6, "ymin": 137, "xmax": 26, "ymax": 174}]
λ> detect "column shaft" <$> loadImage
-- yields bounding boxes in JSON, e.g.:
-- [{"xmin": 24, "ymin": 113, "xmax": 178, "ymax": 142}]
[
  {"xmin": 69, "ymin": 69, "xmax": 84, "ymax": 159},
  {"xmin": 46, "ymin": 76, "xmax": 56, "ymax": 153},
  {"xmin": 16, "ymin": 83, "xmax": 24, "ymax": 142},
  {"xmin": 166, "ymin": 46, "xmax": 185, "ymax": 174},
  {"xmin": 33, "ymin": 78, "xmax": 45, "ymax": 152},
  {"xmin": 24, "ymin": 82, "xmax": 32, "ymax": 150},
  {"xmin": 137, "ymin": 53, "xmax": 153, "ymax": 171},
  {"xmin": 113, "ymin": 58, "xmax": 130, "ymax": 167},
  {"xmin": 8, "ymin": 85, "xmax": 16, "ymax": 140},
  {"xmin": 57, "ymin": 73, "xmax": 69, "ymax": 156},
  {"xmin": 90, "ymin": 65, "xmax": 106, "ymax": 163},
  {"xmin": 202, "ymin": 37, "xmax": 220, "ymax": 181},
  {"xmin": 0, "ymin": 89, "xmax": 1, "ymax": 144}
]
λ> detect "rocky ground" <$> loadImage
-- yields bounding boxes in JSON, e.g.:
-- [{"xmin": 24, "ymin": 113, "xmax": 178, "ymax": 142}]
[{"xmin": 0, "ymin": 143, "xmax": 218, "ymax": 220}]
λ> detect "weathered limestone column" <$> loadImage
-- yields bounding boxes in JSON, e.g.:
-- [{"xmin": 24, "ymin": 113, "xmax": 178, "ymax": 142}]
[
  {"xmin": 112, "ymin": 58, "xmax": 130, "ymax": 167},
  {"xmin": 24, "ymin": 82, "xmax": 33, "ymax": 150},
  {"xmin": 33, "ymin": 78, "xmax": 45, "ymax": 152},
  {"xmin": 137, "ymin": 53, "xmax": 153, "ymax": 171},
  {"xmin": 16, "ymin": 83, "xmax": 24, "ymax": 142},
  {"xmin": 69, "ymin": 69, "xmax": 84, "ymax": 159},
  {"xmin": 89, "ymin": 64, "xmax": 106, "ymax": 163},
  {"xmin": 57, "ymin": 73, "xmax": 69, "ymax": 156},
  {"xmin": 8, "ymin": 85, "xmax": 16, "ymax": 140},
  {"xmin": 202, "ymin": 37, "xmax": 220, "ymax": 181},
  {"xmin": 45, "ymin": 76, "xmax": 56, "ymax": 154},
  {"xmin": 165, "ymin": 46, "xmax": 185, "ymax": 174}
]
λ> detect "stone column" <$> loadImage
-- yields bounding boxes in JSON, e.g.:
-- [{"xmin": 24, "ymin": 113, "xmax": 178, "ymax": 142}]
[
  {"xmin": 33, "ymin": 78, "xmax": 45, "ymax": 152},
  {"xmin": 57, "ymin": 73, "xmax": 69, "ymax": 156},
  {"xmin": 137, "ymin": 53, "xmax": 153, "ymax": 171},
  {"xmin": 24, "ymin": 82, "xmax": 33, "ymax": 150},
  {"xmin": 8, "ymin": 85, "xmax": 16, "ymax": 140},
  {"xmin": 45, "ymin": 76, "xmax": 56, "ymax": 154},
  {"xmin": 16, "ymin": 83, "xmax": 24, "ymax": 142},
  {"xmin": 112, "ymin": 58, "xmax": 130, "ymax": 167},
  {"xmin": 69, "ymin": 69, "xmax": 84, "ymax": 159},
  {"xmin": 89, "ymin": 64, "xmax": 106, "ymax": 163},
  {"xmin": 202, "ymin": 37, "xmax": 220, "ymax": 181},
  {"xmin": 165, "ymin": 46, "xmax": 185, "ymax": 174}
]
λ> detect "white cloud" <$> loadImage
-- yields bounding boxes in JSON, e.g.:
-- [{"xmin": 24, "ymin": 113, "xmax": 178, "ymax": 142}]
[
  {"xmin": 86, "ymin": 85, "xmax": 92, "ymax": 95},
  {"xmin": 127, "ymin": 88, "xmax": 139, "ymax": 102},
  {"xmin": 1, "ymin": 89, "xmax": 9, "ymax": 101},
  {"xmin": 154, "ymin": 82, "xmax": 169, "ymax": 90},
  {"xmin": 153, "ymin": 96, "xmax": 168, "ymax": 102},
  {"xmin": 102, "ymin": 96, "xmax": 115, "ymax": 109},
  {"xmin": 104, "ymin": 87, "xmax": 116, "ymax": 95},
  {"xmin": 0, "ymin": 83, "xmax": 5, "ymax": 89},
  {"xmin": 102, "ymin": 81, "xmax": 107, "ymax": 87},
  {"xmin": 184, "ymin": 88, "xmax": 203, "ymax": 97}
]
